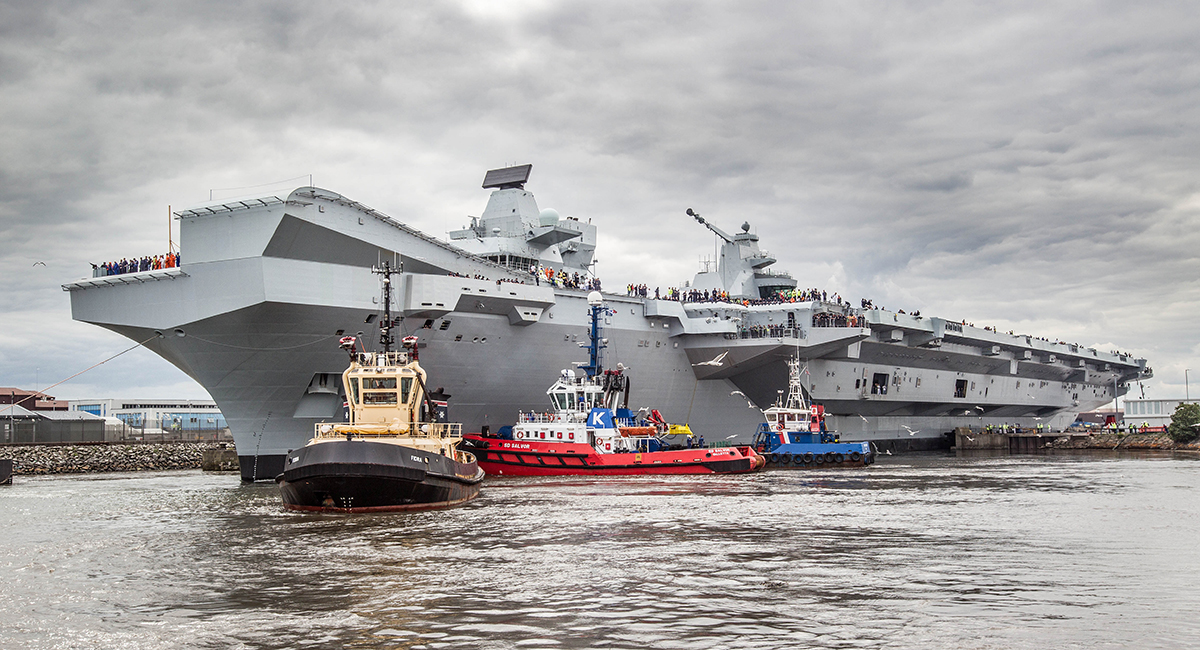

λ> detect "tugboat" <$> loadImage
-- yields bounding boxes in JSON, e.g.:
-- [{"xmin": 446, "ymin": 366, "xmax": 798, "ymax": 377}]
[
  {"xmin": 276, "ymin": 262, "xmax": 484, "ymax": 512},
  {"xmin": 462, "ymin": 292, "xmax": 765, "ymax": 476},
  {"xmin": 752, "ymin": 357, "xmax": 875, "ymax": 469}
]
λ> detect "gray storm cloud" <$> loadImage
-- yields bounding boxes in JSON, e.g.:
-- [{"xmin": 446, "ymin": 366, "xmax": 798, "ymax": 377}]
[{"xmin": 0, "ymin": 0, "xmax": 1196, "ymax": 398}]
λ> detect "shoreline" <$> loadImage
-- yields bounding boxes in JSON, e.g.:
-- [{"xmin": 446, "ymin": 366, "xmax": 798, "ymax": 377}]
[
  {"xmin": 0, "ymin": 442, "xmax": 237, "ymax": 475},
  {"xmin": 1049, "ymin": 432, "xmax": 1200, "ymax": 452},
  {"xmin": 3, "ymin": 434, "xmax": 1196, "ymax": 478},
  {"xmin": 955, "ymin": 428, "xmax": 1200, "ymax": 454}
]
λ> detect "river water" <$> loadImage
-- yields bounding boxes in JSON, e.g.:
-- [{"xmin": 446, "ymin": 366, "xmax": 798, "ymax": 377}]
[{"xmin": 1, "ymin": 451, "xmax": 1197, "ymax": 649}]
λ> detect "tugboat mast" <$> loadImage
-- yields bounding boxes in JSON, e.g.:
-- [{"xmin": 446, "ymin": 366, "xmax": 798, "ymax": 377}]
[
  {"xmin": 579, "ymin": 291, "xmax": 611, "ymax": 378},
  {"xmin": 374, "ymin": 260, "xmax": 398, "ymax": 353}
]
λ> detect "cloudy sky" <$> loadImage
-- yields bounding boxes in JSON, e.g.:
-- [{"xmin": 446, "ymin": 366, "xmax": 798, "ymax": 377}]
[{"xmin": 1, "ymin": 0, "xmax": 1197, "ymax": 403}]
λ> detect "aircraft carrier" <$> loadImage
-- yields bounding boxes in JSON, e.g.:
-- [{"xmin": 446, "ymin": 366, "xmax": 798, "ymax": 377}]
[{"xmin": 65, "ymin": 164, "xmax": 1152, "ymax": 480}]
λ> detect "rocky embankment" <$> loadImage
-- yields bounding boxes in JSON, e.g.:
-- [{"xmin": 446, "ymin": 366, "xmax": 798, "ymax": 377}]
[
  {"xmin": 0, "ymin": 442, "xmax": 234, "ymax": 475},
  {"xmin": 1049, "ymin": 433, "xmax": 1200, "ymax": 452}
]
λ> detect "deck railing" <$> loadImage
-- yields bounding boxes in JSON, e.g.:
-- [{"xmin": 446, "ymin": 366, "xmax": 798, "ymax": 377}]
[{"xmin": 314, "ymin": 422, "xmax": 462, "ymax": 439}]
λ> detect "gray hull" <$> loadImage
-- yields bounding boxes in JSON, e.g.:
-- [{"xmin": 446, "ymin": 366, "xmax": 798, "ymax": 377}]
[{"xmin": 66, "ymin": 183, "xmax": 1150, "ymax": 479}]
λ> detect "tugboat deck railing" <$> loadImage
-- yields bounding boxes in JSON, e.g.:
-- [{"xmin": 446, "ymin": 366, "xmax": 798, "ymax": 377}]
[{"xmin": 314, "ymin": 422, "xmax": 463, "ymax": 439}]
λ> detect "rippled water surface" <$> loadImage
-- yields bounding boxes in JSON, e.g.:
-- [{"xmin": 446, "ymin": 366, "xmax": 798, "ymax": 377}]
[{"xmin": 2, "ymin": 451, "xmax": 1198, "ymax": 649}]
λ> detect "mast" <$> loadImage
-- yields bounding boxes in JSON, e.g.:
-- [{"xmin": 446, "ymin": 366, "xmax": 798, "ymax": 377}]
[
  {"xmin": 785, "ymin": 357, "xmax": 807, "ymax": 411},
  {"xmin": 579, "ymin": 291, "xmax": 610, "ymax": 378},
  {"xmin": 373, "ymin": 260, "xmax": 398, "ymax": 353}
]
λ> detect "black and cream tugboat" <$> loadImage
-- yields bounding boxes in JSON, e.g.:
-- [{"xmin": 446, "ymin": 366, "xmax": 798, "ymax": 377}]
[{"xmin": 276, "ymin": 261, "xmax": 484, "ymax": 512}]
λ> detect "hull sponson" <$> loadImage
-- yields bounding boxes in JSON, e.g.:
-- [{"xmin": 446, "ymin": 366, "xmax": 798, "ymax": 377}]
[
  {"xmin": 277, "ymin": 439, "xmax": 483, "ymax": 512},
  {"xmin": 66, "ymin": 183, "xmax": 1150, "ymax": 478}
]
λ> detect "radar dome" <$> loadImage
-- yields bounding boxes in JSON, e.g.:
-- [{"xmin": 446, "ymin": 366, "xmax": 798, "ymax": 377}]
[
  {"xmin": 539, "ymin": 208, "xmax": 560, "ymax": 226},
  {"xmin": 587, "ymin": 291, "xmax": 604, "ymax": 306}
]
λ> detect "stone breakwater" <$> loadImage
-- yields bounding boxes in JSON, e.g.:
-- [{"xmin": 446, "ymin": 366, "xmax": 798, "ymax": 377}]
[
  {"xmin": 1, "ymin": 443, "xmax": 235, "ymax": 475},
  {"xmin": 1050, "ymin": 433, "xmax": 1200, "ymax": 452}
]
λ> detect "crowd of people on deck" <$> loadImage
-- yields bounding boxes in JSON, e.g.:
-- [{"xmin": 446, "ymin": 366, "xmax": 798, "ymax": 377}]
[
  {"xmin": 94, "ymin": 252, "xmax": 180, "ymax": 276},
  {"xmin": 624, "ymin": 283, "xmax": 899, "ymax": 314},
  {"xmin": 740, "ymin": 324, "xmax": 795, "ymax": 338},
  {"xmin": 950, "ymin": 320, "xmax": 1111, "ymax": 358},
  {"xmin": 812, "ymin": 311, "xmax": 863, "ymax": 328},
  {"xmin": 531, "ymin": 266, "xmax": 600, "ymax": 291},
  {"xmin": 446, "ymin": 265, "xmax": 602, "ymax": 292}
]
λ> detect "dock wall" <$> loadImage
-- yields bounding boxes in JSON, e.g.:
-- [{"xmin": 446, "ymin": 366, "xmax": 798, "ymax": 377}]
[
  {"xmin": 0, "ymin": 442, "xmax": 238, "ymax": 476},
  {"xmin": 954, "ymin": 428, "xmax": 1200, "ymax": 453}
]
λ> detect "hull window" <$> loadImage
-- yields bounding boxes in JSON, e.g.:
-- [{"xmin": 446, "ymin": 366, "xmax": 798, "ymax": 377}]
[
  {"xmin": 954, "ymin": 379, "xmax": 968, "ymax": 399},
  {"xmin": 871, "ymin": 373, "xmax": 889, "ymax": 395}
]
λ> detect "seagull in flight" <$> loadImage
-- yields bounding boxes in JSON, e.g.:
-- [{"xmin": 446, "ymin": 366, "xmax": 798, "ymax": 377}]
[
  {"xmin": 725, "ymin": 434, "xmax": 738, "ymax": 439},
  {"xmin": 692, "ymin": 351, "xmax": 729, "ymax": 367},
  {"xmin": 729, "ymin": 390, "xmax": 760, "ymax": 410},
  {"xmin": 32, "ymin": 261, "xmax": 46, "ymax": 267},
  {"xmin": 858, "ymin": 414, "xmax": 869, "ymax": 423},
  {"xmin": 902, "ymin": 424, "xmax": 920, "ymax": 436}
]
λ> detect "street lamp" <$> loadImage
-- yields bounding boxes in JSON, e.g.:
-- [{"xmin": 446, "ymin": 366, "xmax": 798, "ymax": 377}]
[{"xmin": 1186, "ymin": 369, "xmax": 1191, "ymax": 403}]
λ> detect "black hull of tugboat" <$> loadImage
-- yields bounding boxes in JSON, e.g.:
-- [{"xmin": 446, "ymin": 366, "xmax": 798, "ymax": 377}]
[{"xmin": 276, "ymin": 439, "xmax": 483, "ymax": 512}]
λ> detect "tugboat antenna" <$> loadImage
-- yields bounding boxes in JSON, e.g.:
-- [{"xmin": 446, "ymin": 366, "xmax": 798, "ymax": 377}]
[
  {"xmin": 580, "ymin": 291, "xmax": 610, "ymax": 378},
  {"xmin": 373, "ymin": 260, "xmax": 399, "ymax": 353}
]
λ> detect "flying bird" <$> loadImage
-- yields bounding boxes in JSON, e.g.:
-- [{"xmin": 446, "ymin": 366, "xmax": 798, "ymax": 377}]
[
  {"xmin": 902, "ymin": 425, "xmax": 920, "ymax": 436},
  {"xmin": 725, "ymin": 434, "xmax": 738, "ymax": 439},
  {"xmin": 32, "ymin": 261, "xmax": 46, "ymax": 267},
  {"xmin": 858, "ymin": 414, "xmax": 869, "ymax": 423},
  {"xmin": 729, "ymin": 389, "xmax": 760, "ymax": 410},
  {"xmin": 692, "ymin": 351, "xmax": 728, "ymax": 367}
]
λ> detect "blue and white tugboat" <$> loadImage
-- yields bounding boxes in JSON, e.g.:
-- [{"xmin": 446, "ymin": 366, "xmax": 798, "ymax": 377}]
[
  {"xmin": 277, "ymin": 262, "xmax": 484, "ymax": 512},
  {"xmin": 752, "ymin": 358, "xmax": 874, "ymax": 469}
]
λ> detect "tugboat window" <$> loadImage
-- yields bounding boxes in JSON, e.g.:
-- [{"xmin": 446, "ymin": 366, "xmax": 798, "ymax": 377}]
[
  {"xmin": 350, "ymin": 378, "xmax": 360, "ymax": 404},
  {"xmin": 363, "ymin": 377, "xmax": 397, "ymax": 390},
  {"xmin": 363, "ymin": 391, "xmax": 397, "ymax": 405},
  {"xmin": 399, "ymin": 377, "xmax": 414, "ymax": 404}
]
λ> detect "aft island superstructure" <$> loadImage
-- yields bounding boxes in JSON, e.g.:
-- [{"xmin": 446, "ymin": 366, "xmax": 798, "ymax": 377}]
[{"xmin": 65, "ymin": 164, "xmax": 1151, "ymax": 480}]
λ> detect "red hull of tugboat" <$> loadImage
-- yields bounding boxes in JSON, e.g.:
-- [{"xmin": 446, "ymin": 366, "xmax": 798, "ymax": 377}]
[{"xmin": 463, "ymin": 436, "xmax": 764, "ymax": 476}]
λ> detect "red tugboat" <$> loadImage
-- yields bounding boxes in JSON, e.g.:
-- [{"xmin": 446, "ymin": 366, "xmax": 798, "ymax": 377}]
[{"xmin": 462, "ymin": 292, "xmax": 764, "ymax": 476}]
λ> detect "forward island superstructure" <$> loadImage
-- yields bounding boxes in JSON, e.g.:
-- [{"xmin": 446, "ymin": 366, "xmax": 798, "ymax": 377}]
[{"xmin": 65, "ymin": 165, "xmax": 1151, "ymax": 480}]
